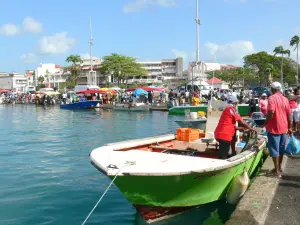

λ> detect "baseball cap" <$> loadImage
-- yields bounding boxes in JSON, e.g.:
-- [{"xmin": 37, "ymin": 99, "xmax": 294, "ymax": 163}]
[
  {"xmin": 262, "ymin": 93, "xmax": 267, "ymax": 97},
  {"xmin": 271, "ymin": 82, "xmax": 282, "ymax": 90},
  {"xmin": 228, "ymin": 95, "xmax": 238, "ymax": 104}
]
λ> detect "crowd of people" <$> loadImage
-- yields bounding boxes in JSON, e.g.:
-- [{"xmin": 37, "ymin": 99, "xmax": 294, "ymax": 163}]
[{"xmin": 215, "ymin": 81, "xmax": 297, "ymax": 178}]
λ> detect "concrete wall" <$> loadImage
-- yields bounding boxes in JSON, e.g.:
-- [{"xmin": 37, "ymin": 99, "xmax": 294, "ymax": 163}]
[{"xmin": 0, "ymin": 77, "xmax": 13, "ymax": 89}]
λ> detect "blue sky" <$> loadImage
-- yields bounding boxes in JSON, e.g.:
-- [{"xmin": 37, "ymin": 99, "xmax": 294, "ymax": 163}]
[{"xmin": 0, "ymin": 0, "xmax": 299, "ymax": 72}]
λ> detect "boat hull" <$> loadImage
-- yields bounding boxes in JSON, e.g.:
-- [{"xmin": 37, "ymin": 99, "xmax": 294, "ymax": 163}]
[
  {"xmin": 110, "ymin": 151, "xmax": 263, "ymax": 206},
  {"xmin": 168, "ymin": 106, "xmax": 208, "ymax": 115},
  {"xmin": 114, "ymin": 104, "xmax": 150, "ymax": 112},
  {"xmin": 106, "ymin": 149, "xmax": 264, "ymax": 223},
  {"xmin": 237, "ymin": 104, "xmax": 259, "ymax": 117},
  {"xmin": 60, "ymin": 101, "xmax": 99, "ymax": 109}
]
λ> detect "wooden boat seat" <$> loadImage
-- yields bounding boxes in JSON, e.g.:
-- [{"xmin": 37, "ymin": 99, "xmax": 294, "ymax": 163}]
[{"xmin": 149, "ymin": 145, "xmax": 219, "ymax": 156}]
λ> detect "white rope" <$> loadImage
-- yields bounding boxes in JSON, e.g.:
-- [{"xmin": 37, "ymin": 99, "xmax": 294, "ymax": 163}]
[{"xmin": 81, "ymin": 161, "xmax": 136, "ymax": 225}]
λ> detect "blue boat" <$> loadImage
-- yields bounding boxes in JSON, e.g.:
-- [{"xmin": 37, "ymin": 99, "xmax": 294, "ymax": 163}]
[{"xmin": 60, "ymin": 101, "xmax": 99, "ymax": 109}]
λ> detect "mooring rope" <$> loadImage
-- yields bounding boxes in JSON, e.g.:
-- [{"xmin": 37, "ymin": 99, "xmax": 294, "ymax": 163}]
[{"xmin": 81, "ymin": 161, "xmax": 136, "ymax": 225}]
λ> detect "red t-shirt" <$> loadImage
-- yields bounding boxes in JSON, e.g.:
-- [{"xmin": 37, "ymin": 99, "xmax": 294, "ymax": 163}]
[
  {"xmin": 266, "ymin": 92, "xmax": 291, "ymax": 134},
  {"xmin": 215, "ymin": 105, "xmax": 242, "ymax": 142}
]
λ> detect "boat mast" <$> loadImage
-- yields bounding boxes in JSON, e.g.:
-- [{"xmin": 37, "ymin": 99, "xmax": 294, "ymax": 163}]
[
  {"xmin": 88, "ymin": 16, "xmax": 96, "ymax": 86},
  {"xmin": 195, "ymin": 0, "xmax": 200, "ymax": 62},
  {"xmin": 194, "ymin": 0, "xmax": 201, "ymax": 93}
]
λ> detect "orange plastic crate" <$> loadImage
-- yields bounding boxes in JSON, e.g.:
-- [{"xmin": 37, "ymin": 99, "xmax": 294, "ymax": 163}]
[
  {"xmin": 176, "ymin": 128, "xmax": 201, "ymax": 142},
  {"xmin": 176, "ymin": 128, "xmax": 190, "ymax": 141}
]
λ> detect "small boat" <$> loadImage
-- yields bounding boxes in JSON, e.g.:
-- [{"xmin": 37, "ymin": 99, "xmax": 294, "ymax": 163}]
[
  {"xmin": 175, "ymin": 119, "xmax": 207, "ymax": 130},
  {"xmin": 169, "ymin": 105, "xmax": 208, "ymax": 115},
  {"xmin": 97, "ymin": 104, "xmax": 114, "ymax": 109},
  {"xmin": 90, "ymin": 130, "xmax": 266, "ymax": 223},
  {"xmin": 114, "ymin": 103, "xmax": 150, "ymax": 112},
  {"xmin": 150, "ymin": 104, "xmax": 169, "ymax": 112},
  {"xmin": 60, "ymin": 100, "xmax": 99, "ymax": 109},
  {"xmin": 237, "ymin": 103, "xmax": 259, "ymax": 117}
]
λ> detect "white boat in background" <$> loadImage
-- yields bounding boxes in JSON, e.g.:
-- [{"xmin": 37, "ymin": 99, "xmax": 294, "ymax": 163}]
[{"xmin": 114, "ymin": 103, "xmax": 150, "ymax": 112}]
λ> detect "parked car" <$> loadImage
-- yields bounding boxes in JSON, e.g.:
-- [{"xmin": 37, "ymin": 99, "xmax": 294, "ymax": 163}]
[{"xmin": 252, "ymin": 87, "xmax": 271, "ymax": 97}]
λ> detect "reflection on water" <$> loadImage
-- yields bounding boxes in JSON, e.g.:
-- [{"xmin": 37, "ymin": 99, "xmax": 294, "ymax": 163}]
[
  {"xmin": 0, "ymin": 105, "xmax": 236, "ymax": 225},
  {"xmin": 134, "ymin": 201, "xmax": 235, "ymax": 225}
]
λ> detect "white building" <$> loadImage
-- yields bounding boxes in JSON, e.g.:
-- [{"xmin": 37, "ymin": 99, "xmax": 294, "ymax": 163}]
[
  {"xmin": 127, "ymin": 57, "xmax": 184, "ymax": 85},
  {"xmin": 0, "ymin": 72, "xmax": 28, "ymax": 92},
  {"xmin": 203, "ymin": 63, "xmax": 221, "ymax": 72},
  {"xmin": 34, "ymin": 63, "xmax": 68, "ymax": 88},
  {"xmin": 77, "ymin": 57, "xmax": 105, "ymax": 86}
]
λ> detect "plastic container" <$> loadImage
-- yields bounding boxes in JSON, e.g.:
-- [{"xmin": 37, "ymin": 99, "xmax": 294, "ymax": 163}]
[
  {"xmin": 176, "ymin": 128, "xmax": 201, "ymax": 142},
  {"xmin": 190, "ymin": 112, "xmax": 198, "ymax": 119}
]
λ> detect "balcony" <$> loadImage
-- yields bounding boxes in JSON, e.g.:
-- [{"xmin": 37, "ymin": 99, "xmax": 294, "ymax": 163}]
[
  {"xmin": 141, "ymin": 66, "xmax": 162, "ymax": 70},
  {"xmin": 127, "ymin": 78, "xmax": 162, "ymax": 84}
]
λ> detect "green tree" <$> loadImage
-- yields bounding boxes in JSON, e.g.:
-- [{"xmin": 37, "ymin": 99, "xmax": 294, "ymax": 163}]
[
  {"xmin": 290, "ymin": 35, "xmax": 300, "ymax": 85},
  {"xmin": 273, "ymin": 46, "xmax": 290, "ymax": 85},
  {"xmin": 37, "ymin": 76, "xmax": 44, "ymax": 85},
  {"xmin": 100, "ymin": 53, "xmax": 147, "ymax": 86},
  {"xmin": 208, "ymin": 67, "xmax": 252, "ymax": 88},
  {"xmin": 243, "ymin": 51, "xmax": 290, "ymax": 86},
  {"xmin": 65, "ymin": 54, "xmax": 83, "ymax": 87}
]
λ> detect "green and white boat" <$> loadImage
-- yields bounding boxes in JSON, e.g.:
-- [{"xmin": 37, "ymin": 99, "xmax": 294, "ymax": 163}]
[
  {"xmin": 90, "ymin": 131, "xmax": 266, "ymax": 223},
  {"xmin": 168, "ymin": 105, "xmax": 208, "ymax": 115},
  {"xmin": 237, "ymin": 104, "xmax": 260, "ymax": 117}
]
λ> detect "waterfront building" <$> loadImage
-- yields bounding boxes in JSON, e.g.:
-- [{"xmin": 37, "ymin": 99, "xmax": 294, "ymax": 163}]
[
  {"xmin": 34, "ymin": 63, "xmax": 69, "ymax": 88},
  {"xmin": 26, "ymin": 70, "xmax": 35, "ymax": 86},
  {"xmin": 207, "ymin": 77, "xmax": 229, "ymax": 90},
  {"xmin": 77, "ymin": 57, "xmax": 106, "ymax": 86},
  {"xmin": 126, "ymin": 57, "xmax": 184, "ymax": 85},
  {"xmin": 0, "ymin": 72, "xmax": 28, "ymax": 92}
]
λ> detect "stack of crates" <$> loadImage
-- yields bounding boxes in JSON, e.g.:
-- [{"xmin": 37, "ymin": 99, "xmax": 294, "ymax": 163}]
[{"xmin": 176, "ymin": 128, "xmax": 201, "ymax": 142}]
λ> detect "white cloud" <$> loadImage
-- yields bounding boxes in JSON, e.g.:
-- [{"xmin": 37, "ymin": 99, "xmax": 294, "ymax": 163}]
[
  {"xmin": 20, "ymin": 53, "xmax": 37, "ymax": 64},
  {"xmin": 123, "ymin": 0, "xmax": 177, "ymax": 13},
  {"xmin": 172, "ymin": 49, "xmax": 188, "ymax": 61},
  {"xmin": 0, "ymin": 17, "xmax": 42, "ymax": 36},
  {"xmin": 296, "ymin": 27, "xmax": 300, "ymax": 35},
  {"xmin": 0, "ymin": 24, "xmax": 21, "ymax": 36},
  {"xmin": 22, "ymin": 17, "xmax": 43, "ymax": 33},
  {"xmin": 38, "ymin": 32, "xmax": 76, "ymax": 54},
  {"xmin": 205, "ymin": 40, "xmax": 255, "ymax": 65}
]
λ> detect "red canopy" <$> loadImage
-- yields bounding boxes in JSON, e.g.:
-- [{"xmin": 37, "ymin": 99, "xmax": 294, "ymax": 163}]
[
  {"xmin": 126, "ymin": 86, "xmax": 166, "ymax": 92},
  {"xmin": 76, "ymin": 90, "xmax": 117, "ymax": 95},
  {"xmin": 0, "ymin": 90, "xmax": 11, "ymax": 93}
]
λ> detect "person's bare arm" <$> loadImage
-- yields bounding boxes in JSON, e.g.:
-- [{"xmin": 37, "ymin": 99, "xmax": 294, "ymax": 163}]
[
  {"xmin": 287, "ymin": 111, "xmax": 293, "ymax": 136},
  {"xmin": 264, "ymin": 110, "xmax": 274, "ymax": 126},
  {"xmin": 237, "ymin": 119, "xmax": 255, "ymax": 131}
]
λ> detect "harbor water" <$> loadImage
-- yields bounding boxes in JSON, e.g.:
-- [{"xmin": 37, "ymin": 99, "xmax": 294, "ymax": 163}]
[{"xmin": 0, "ymin": 105, "xmax": 235, "ymax": 225}]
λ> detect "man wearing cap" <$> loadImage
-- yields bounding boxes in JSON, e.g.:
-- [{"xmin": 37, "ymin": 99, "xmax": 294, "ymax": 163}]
[
  {"xmin": 259, "ymin": 93, "xmax": 268, "ymax": 116},
  {"xmin": 215, "ymin": 95, "xmax": 254, "ymax": 159},
  {"xmin": 263, "ymin": 82, "xmax": 292, "ymax": 177}
]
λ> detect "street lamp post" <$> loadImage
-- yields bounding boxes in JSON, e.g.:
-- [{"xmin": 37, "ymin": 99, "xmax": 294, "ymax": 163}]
[{"xmin": 209, "ymin": 54, "xmax": 216, "ymax": 108}]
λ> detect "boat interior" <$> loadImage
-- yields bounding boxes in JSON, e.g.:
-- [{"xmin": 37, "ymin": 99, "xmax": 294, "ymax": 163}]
[{"xmin": 112, "ymin": 130, "xmax": 259, "ymax": 160}]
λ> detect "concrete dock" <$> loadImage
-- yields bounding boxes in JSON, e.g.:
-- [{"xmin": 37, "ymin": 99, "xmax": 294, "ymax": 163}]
[
  {"xmin": 227, "ymin": 150, "xmax": 300, "ymax": 225},
  {"xmin": 264, "ymin": 155, "xmax": 300, "ymax": 225}
]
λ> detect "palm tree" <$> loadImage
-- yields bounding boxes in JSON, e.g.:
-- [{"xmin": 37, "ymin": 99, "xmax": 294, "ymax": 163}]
[
  {"xmin": 65, "ymin": 54, "xmax": 83, "ymax": 87},
  {"xmin": 290, "ymin": 35, "xmax": 300, "ymax": 85},
  {"xmin": 265, "ymin": 63, "xmax": 274, "ymax": 86},
  {"xmin": 273, "ymin": 46, "xmax": 291, "ymax": 85}
]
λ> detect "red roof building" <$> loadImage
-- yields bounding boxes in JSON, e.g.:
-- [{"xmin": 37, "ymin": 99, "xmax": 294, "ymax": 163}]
[{"xmin": 207, "ymin": 77, "xmax": 223, "ymax": 84}]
